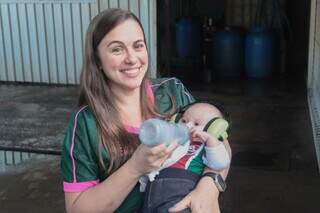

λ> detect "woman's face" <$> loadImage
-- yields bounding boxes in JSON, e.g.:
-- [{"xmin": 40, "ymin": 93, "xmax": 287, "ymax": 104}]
[{"xmin": 97, "ymin": 19, "xmax": 148, "ymax": 93}]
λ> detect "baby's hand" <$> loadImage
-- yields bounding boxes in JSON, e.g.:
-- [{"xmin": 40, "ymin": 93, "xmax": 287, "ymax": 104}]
[{"xmin": 190, "ymin": 129, "xmax": 220, "ymax": 147}]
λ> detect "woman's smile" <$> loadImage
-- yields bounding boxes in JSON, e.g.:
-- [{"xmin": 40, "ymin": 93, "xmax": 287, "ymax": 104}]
[{"xmin": 120, "ymin": 66, "xmax": 141, "ymax": 77}]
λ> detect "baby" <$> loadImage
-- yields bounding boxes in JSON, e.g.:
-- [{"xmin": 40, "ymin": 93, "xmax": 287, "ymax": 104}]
[{"xmin": 141, "ymin": 102, "xmax": 231, "ymax": 213}]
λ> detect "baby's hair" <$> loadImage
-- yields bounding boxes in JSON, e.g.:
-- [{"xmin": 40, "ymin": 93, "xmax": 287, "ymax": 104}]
[
  {"xmin": 201, "ymin": 100, "xmax": 232, "ymax": 131},
  {"xmin": 173, "ymin": 101, "xmax": 232, "ymax": 132}
]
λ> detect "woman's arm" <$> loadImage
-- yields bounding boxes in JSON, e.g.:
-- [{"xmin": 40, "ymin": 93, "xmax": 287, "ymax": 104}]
[
  {"xmin": 65, "ymin": 160, "xmax": 140, "ymax": 213},
  {"xmin": 169, "ymin": 139, "xmax": 232, "ymax": 213},
  {"xmin": 65, "ymin": 142, "xmax": 178, "ymax": 213}
]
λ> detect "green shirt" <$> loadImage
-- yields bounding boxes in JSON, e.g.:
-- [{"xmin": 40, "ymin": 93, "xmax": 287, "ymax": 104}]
[{"xmin": 61, "ymin": 78, "xmax": 195, "ymax": 213}]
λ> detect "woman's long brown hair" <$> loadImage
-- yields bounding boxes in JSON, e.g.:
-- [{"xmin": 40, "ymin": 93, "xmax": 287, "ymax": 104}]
[{"xmin": 78, "ymin": 8, "xmax": 166, "ymax": 174}]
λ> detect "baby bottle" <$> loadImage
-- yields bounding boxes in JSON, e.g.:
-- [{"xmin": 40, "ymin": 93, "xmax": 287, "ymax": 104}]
[{"xmin": 139, "ymin": 118, "xmax": 189, "ymax": 147}]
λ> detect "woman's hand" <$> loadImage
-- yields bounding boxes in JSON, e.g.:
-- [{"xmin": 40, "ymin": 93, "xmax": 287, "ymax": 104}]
[
  {"xmin": 168, "ymin": 175, "xmax": 220, "ymax": 213},
  {"xmin": 127, "ymin": 141, "xmax": 178, "ymax": 176}
]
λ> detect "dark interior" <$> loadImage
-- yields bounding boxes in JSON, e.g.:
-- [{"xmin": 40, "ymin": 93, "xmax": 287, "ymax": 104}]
[
  {"xmin": 156, "ymin": 1, "xmax": 320, "ymax": 212},
  {"xmin": 156, "ymin": 0, "xmax": 310, "ymax": 86}
]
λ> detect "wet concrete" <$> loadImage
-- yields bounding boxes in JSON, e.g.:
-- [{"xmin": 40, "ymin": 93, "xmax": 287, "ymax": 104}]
[
  {"xmin": 0, "ymin": 77, "xmax": 319, "ymax": 213},
  {"xmin": 0, "ymin": 84, "xmax": 78, "ymax": 153},
  {"xmin": 0, "ymin": 154, "xmax": 64, "ymax": 213}
]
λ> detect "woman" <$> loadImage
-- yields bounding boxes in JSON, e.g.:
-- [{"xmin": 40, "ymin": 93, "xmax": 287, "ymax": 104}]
[{"xmin": 61, "ymin": 8, "xmax": 231, "ymax": 213}]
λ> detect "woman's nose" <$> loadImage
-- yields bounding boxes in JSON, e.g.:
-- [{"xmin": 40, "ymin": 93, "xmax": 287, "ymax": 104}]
[{"xmin": 124, "ymin": 49, "xmax": 138, "ymax": 64}]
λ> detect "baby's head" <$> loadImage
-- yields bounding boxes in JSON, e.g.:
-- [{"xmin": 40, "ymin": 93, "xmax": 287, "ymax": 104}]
[{"xmin": 179, "ymin": 103, "xmax": 223, "ymax": 131}]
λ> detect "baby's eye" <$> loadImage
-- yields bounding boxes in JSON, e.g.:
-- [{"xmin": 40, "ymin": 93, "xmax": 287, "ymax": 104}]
[
  {"xmin": 180, "ymin": 118, "xmax": 187, "ymax": 123},
  {"xmin": 194, "ymin": 122, "xmax": 199, "ymax": 126}
]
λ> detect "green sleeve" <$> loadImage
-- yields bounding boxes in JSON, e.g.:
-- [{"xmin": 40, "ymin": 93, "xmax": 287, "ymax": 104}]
[
  {"xmin": 60, "ymin": 107, "xmax": 142, "ymax": 212},
  {"xmin": 61, "ymin": 106, "xmax": 102, "ymax": 183},
  {"xmin": 151, "ymin": 77, "xmax": 196, "ymax": 113}
]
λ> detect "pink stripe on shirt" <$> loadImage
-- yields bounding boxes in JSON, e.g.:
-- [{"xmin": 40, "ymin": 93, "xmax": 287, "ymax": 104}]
[
  {"xmin": 124, "ymin": 125, "xmax": 140, "ymax": 134},
  {"xmin": 63, "ymin": 180, "xmax": 99, "ymax": 192}
]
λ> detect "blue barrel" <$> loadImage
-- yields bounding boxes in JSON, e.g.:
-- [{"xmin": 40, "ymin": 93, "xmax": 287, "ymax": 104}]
[
  {"xmin": 212, "ymin": 28, "xmax": 244, "ymax": 78},
  {"xmin": 245, "ymin": 27, "xmax": 276, "ymax": 78},
  {"xmin": 175, "ymin": 17, "xmax": 202, "ymax": 58}
]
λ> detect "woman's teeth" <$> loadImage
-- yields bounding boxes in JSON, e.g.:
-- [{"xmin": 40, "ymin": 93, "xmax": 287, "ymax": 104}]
[
  {"xmin": 122, "ymin": 68, "xmax": 138, "ymax": 73},
  {"xmin": 121, "ymin": 67, "xmax": 140, "ymax": 76}
]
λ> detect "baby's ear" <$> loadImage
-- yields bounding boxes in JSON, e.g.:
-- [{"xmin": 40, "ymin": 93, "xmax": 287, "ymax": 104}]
[
  {"xmin": 205, "ymin": 118, "xmax": 229, "ymax": 142},
  {"xmin": 169, "ymin": 111, "xmax": 184, "ymax": 123}
]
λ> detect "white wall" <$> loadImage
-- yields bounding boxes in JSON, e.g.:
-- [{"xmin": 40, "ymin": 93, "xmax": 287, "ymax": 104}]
[{"xmin": 0, "ymin": 0, "xmax": 157, "ymax": 84}]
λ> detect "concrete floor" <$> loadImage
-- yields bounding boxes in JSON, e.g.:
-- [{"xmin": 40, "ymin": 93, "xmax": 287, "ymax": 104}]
[{"xmin": 0, "ymin": 77, "xmax": 319, "ymax": 213}]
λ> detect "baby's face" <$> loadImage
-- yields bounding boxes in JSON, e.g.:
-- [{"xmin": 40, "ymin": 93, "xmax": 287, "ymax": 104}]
[{"xmin": 179, "ymin": 103, "xmax": 222, "ymax": 132}]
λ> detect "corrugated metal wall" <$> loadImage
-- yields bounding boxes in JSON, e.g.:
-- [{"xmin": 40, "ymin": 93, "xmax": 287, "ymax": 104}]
[
  {"xmin": 308, "ymin": 0, "xmax": 320, "ymax": 171},
  {"xmin": 0, "ymin": 0, "xmax": 157, "ymax": 84}
]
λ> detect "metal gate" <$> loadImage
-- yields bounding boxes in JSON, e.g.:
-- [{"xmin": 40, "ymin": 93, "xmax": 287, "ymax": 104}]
[
  {"xmin": 308, "ymin": 0, "xmax": 320, "ymax": 171},
  {"xmin": 0, "ymin": 0, "xmax": 157, "ymax": 84}
]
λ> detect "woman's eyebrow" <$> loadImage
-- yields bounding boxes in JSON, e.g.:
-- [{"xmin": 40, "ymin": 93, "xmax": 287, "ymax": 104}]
[
  {"xmin": 107, "ymin": 40, "xmax": 123, "ymax": 47},
  {"xmin": 134, "ymin": 39, "xmax": 145, "ymax": 43},
  {"xmin": 107, "ymin": 39, "xmax": 144, "ymax": 47}
]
